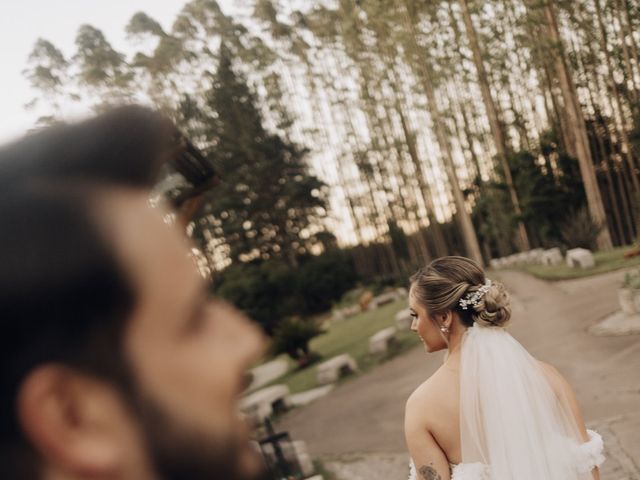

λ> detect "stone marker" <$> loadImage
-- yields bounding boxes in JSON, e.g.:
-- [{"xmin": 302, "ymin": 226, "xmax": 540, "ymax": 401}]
[
  {"xmin": 316, "ymin": 354, "xmax": 358, "ymax": 385},
  {"xmin": 526, "ymin": 248, "xmax": 544, "ymax": 264},
  {"xmin": 566, "ymin": 248, "xmax": 595, "ymax": 269},
  {"xmin": 369, "ymin": 291, "xmax": 402, "ymax": 310},
  {"xmin": 541, "ymin": 247, "xmax": 563, "ymax": 266},
  {"xmin": 368, "ymin": 327, "xmax": 398, "ymax": 355},
  {"xmin": 240, "ymin": 384, "xmax": 290, "ymax": 423}
]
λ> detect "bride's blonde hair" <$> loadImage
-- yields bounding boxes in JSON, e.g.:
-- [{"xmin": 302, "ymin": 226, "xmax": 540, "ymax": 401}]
[{"xmin": 410, "ymin": 256, "xmax": 511, "ymax": 327}]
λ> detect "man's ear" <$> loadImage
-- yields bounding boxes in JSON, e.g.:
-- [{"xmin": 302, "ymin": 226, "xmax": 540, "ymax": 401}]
[{"xmin": 17, "ymin": 364, "xmax": 127, "ymax": 477}]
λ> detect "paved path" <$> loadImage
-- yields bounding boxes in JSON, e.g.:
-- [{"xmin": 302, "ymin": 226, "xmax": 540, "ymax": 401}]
[{"xmin": 275, "ymin": 269, "xmax": 640, "ymax": 479}]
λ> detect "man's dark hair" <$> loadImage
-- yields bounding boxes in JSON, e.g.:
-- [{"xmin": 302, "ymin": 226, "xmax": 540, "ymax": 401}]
[{"xmin": 0, "ymin": 106, "xmax": 169, "ymax": 478}]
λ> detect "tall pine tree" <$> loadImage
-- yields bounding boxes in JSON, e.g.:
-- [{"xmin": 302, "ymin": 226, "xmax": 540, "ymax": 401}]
[{"xmin": 193, "ymin": 43, "xmax": 328, "ymax": 267}]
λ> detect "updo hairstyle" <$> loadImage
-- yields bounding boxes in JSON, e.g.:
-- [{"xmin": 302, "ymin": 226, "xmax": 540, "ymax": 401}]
[{"xmin": 409, "ymin": 256, "xmax": 511, "ymax": 328}]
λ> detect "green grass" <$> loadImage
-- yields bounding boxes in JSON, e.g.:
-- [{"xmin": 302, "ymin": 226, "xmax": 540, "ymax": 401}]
[
  {"xmin": 265, "ymin": 299, "xmax": 420, "ymax": 394},
  {"xmin": 515, "ymin": 245, "xmax": 640, "ymax": 280}
]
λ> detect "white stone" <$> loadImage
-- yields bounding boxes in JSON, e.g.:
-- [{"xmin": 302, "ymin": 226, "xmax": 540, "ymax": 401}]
[
  {"xmin": 541, "ymin": 247, "xmax": 563, "ymax": 266},
  {"xmin": 342, "ymin": 305, "xmax": 360, "ymax": 317},
  {"xmin": 288, "ymin": 385, "xmax": 335, "ymax": 407},
  {"xmin": 316, "ymin": 354, "xmax": 358, "ymax": 385},
  {"xmin": 240, "ymin": 385, "xmax": 290, "ymax": 423},
  {"xmin": 504, "ymin": 254, "xmax": 518, "ymax": 267},
  {"xmin": 331, "ymin": 304, "xmax": 360, "ymax": 322},
  {"xmin": 566, "ymin": 248, "xmax": 595, "ymax": 269},
  {"xmin": 247, "ymin": 358, "xmax": 289, "ymax": 392},
  {"xmin": 526, "ymin": 248, "xmax": 544, "ymax": 264},
  {"xmin": 618, "ymin": 288, "xmax": 638, "ymax": 315},
  {"xmin": 292, "ymin": 440, "xmax": 315, "ymax": 477},
  {"xmin": 589, "ymin": 310, "xmax": 640, "ymax": 336},
  {"xmin": 490, "ymin": 258, "xmax": 501, "ymax": 269},
  {"xmin": 515, "ymin": 252, "xmax": 529, "ymax": 265},
  {"xmin": 496, "ymin": 258, "xmax": 508, "ymax": 268},
  {"xmin": 396, "ymin": 287, "xmax": 408, "ymax": 298},
  {"xmin": 370, "ymin": 291, "xmax": 402, "ymax": 309},
  {"xmin": 395, "ymin": 308, "xmax": 413, "ymax": 330},
  {"xmin": 368, "ymin": 327, "xmax": 398, "ymax": 355}
]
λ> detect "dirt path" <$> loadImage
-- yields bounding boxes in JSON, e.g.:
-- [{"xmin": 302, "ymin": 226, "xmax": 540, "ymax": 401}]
[{"xmin": 275, "ymin": 269, "xmax": 640, "ymax": 479}]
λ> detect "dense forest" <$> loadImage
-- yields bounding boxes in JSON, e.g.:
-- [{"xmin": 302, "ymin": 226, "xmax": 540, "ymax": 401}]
[{"xmin": 24, "ymin": 0, "xmax": 640, "ymax": 281}]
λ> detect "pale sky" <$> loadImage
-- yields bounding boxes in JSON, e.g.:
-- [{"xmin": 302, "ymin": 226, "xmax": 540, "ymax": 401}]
[{"xmin": 0, "ymin": 0, "xmax": 233, "ymax": 144}]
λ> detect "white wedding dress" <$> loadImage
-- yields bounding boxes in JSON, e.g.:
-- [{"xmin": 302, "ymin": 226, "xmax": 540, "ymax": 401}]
[{"xmin": 407, "ymin": 324, "xmax": 605, "ymax": 480}]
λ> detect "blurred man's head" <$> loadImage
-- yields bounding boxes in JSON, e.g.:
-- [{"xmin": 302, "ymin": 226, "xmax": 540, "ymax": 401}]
[{"xmin": 0, "ymin": 107, "xmax": 266, "ymax": 480}]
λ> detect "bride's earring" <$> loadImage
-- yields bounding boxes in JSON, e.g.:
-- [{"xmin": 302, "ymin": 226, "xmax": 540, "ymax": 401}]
[{"xmin": 440, "ymin": 325, "xmax": 449, "ymax": 334}]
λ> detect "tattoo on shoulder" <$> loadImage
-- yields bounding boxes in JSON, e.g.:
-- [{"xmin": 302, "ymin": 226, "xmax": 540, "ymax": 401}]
[{"xmin": 418, "ymin": 465, "xmax": 442, "ymax": 480}]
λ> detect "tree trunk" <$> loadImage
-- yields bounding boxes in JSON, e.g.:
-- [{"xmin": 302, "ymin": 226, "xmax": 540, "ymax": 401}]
[
  {"xmin": 537, "ymin": 0, "xmax": 613, "ymax": 249},
  {"xmin": 594, "ymin": 0, "xmax": 640, "ymax": 194},
  {"xmin": 457, "ymin": 0, "xmax": 530, "ymax": 251},
  {"xmin": 399, "ymin": 0, "xmax": 484, "ymax": 266},
  {"xmin": 614, "ymin": 0, "xmax": 640, "ymax": 109}
]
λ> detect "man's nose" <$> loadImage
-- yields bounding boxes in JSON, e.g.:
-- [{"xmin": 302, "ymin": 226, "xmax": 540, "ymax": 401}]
[{"xmin": 238, "ymin": 315, "xmax": 269, "ymax": 363}]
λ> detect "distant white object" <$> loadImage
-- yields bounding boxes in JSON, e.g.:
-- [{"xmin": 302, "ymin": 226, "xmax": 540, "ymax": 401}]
[
  {"xmin": 331, "ymin": 304, "xmax": 360, "ymax": 322},
  {"xmin": 496, "ymin": 257, "xmax": 509, "ymax": 268},
  {"xmin": 262, "ymin": 438, "xmax": 317, "ymax": 478},
  {"xmin": 288, "ymin": 385, "xmax": 335, "ymax": 408},
  {"xmin": 240, "ymin": 385, "xmax": 290, "ymax": 423},
  {"xmin": 515, "ymin": 252, "xmax": 529, "ymax": 265},
  {"xmin": 491, "ymin": 249, "xmax": 546, "ymax": 269},
  {"xmin": 589, "ymin": 288, "xmax": 640, "ymax": 336},
  {"xmin": 396, "ymin": 287, "xmax": 409, "ymax": 298},
  {"xmin": 526, "ymin": 248, "xmax": 544, "ymax": 264},
  {"xmin": 395, "ymin": 308, "xmax": 413, "ymax": 330},
  {"xmin": 370, "ymin": 291, "xmax": 403, "ymax": 309},
  {"xmin": 369, "ymin": 327, "xmax": 398, "ymax": 355},
  {"xmin": 541, "ymin": 247, "xmax": 563, "ymax": 266},
  {"xmin": 566, "ymin": 248, "xmax": 595, "ymax": 269},
  {"xmin": 291, "ymin": 440, "xmax": 315, "ymax": 477},
  {"xmin": 316, "ymin": 354, "xmax": 358, "ymax": 385},
  {"xmin": 247, "ymin": 358, "xmax": 289, "ymax": 391}
]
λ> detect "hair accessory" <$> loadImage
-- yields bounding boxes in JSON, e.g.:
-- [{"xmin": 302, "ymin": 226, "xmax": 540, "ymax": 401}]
[{"xmin": 459, "ymin": 279, "xmax": 492, "ymax": 310}]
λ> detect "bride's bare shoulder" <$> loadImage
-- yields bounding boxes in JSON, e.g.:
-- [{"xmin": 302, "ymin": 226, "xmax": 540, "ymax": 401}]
[
  {"xmin": 537, "ymin": 359, "xmax": 571, "ymax": 395},
  {"xmin": 405, "ymin": 367, "xmax": 450, "ymax": 414},
  {"xmin": 537, "ymin": 360, "xmax": 589, "ymax": 437}
]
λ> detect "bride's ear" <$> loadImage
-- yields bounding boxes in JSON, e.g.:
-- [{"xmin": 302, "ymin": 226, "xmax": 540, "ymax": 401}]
[{"xmin": 435, "ymin": 311, "xmax": 453, "ymax": 328}]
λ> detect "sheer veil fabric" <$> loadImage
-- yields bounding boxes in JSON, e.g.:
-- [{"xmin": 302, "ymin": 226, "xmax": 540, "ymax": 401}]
[
  {"xmin": 457, "ymin": 324, "xmax": 603, "ymax": 479},
  {"xmin": 407, "ymin": 322, "xmax": 604, "ymax": 479}
]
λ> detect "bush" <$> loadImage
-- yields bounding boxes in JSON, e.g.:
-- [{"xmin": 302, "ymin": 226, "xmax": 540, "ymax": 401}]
[
  {"xmin": 296, "ymin": 250, "xmax": 358, "ymax": 314},
  {"xmin": 623, "ymin": 269, "xmax": 640, "ymax": 290},
  {"xmin": 270, "ymin": 317, "xmax": 324, "ymax": 365},
  {"xmin": 214, "ymin": 260, "xmax": 299, "ymax": 333},
  {"xmin": 560, "ymin": 207, "xmax": 604, "ymax": 250},
  {"xmin": 214, "ymin": 250, "xmax": 358, "ymax": 333}
]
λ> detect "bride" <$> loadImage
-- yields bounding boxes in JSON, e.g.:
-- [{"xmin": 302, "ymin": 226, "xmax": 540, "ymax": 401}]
[{"xmin": 405, "ymin": 256, "xmax": 604, "ymax": 480}]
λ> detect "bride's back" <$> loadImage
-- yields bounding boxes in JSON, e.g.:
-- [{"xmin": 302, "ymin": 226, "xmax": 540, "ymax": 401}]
[
  {"xmin": 409, "ymin": 356, "xmax": 574, "ymax": 467},
  {"xmin": 405, "ymin": 257, "xmax": 601, "ymax": 479}
]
